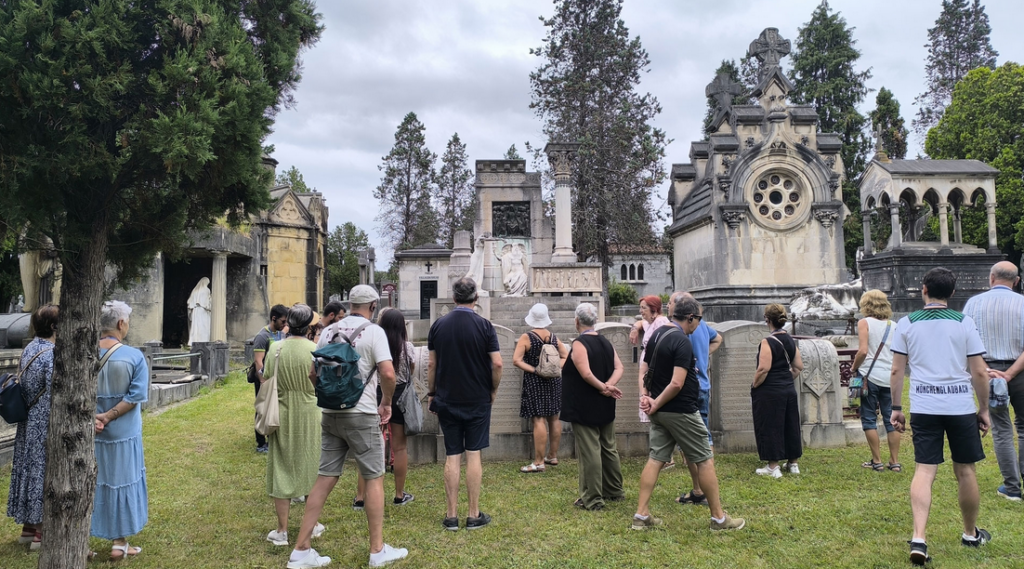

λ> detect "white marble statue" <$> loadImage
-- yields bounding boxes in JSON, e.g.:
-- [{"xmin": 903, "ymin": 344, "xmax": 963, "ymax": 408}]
[
  {"xmin": 187, "ymin": 277, "xmax": 212, "ymax": 346},
  {"xmin": 497, "ymin": 243, "xmax": 528, "ymax": 297},
  {"xmin": 464, "ymin": 236, "xmax": 492, "ymax": 296}
]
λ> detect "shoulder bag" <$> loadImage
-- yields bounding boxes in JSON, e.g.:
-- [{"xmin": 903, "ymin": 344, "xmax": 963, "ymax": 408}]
[
  {"xmin": 255, "ymin": 343, "xmax": 283, "ymax": 436},
  {"xmin": 849, "ymin": 321, "xmax": 891, "ymax": 405},
  {"xmin": 396, "ymin": 350, "xmax": 424, "ymax": 435}
]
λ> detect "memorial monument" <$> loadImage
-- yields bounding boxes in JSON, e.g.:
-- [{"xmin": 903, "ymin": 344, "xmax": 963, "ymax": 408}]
[
  {"xmin": 857, "ymin": 146, "xmax": 1002, "ymax": 313},
  {"xmin": 667, "ymin": 28, "xmax": 848, "ymax": 322}
]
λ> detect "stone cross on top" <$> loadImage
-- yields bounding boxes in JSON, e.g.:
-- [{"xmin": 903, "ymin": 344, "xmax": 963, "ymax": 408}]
[
  {"xmin": 748, "ymin": 27, "xmax": 791, "ymax": 69},
  {"xmin": 706, "ymin": 72, "xmax": 744, "ymax": 113}
]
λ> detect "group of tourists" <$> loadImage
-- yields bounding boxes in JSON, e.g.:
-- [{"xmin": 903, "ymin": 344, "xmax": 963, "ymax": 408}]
[{"xmin": 4, "ymin": 260, "xmax": 1017, "ymax": 567}]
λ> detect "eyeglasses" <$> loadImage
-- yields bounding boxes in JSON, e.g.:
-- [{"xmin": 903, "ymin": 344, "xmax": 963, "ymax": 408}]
[{"xmin": 683, "ymin": 314, "xmax": 702, "ymax": 323}]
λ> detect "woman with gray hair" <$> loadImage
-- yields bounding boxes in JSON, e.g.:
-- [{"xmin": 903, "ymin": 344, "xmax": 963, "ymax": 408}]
[
  {"xmin": 265, "ymin": 304, "xmax": 325, "ymax": 547},
  {"xmin": 560, "ymin": 303, "xmax": 625, "ymax": 510},
  {"xmin": 92, "ymin": 300, "xmax": 150, "ymax": 560}
]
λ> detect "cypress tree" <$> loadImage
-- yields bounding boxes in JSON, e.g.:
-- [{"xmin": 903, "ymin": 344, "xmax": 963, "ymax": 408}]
[
  {"xmin": 702, "ymin": 59, "xmax": 748, "ymax": 139},
  {"xmin": 869, "ymin": 87, "xmax": 910, "ymax": 160},
  {"xmin": 435, "ymin": 133, "xmax": 475, "ymax": 249}
]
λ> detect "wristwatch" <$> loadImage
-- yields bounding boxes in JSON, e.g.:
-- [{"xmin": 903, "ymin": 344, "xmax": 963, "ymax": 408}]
[{"xmin": 891, "ymin": 405, "xmax": 902, "ymax": 411}]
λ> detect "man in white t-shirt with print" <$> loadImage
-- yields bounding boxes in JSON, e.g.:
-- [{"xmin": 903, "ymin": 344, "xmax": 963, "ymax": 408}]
[
  {"xmin": 889, "ymin": 267, "xmax": 992, "ymax": 566},
  {"xmin": 287, "ymin": 285, "xmax": 407, "ymax": 568}
]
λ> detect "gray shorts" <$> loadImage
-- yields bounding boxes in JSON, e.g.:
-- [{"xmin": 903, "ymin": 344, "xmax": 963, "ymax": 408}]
[{"xmin": 319, "ymin": 412, "xmax": 385, "ymax": 480}]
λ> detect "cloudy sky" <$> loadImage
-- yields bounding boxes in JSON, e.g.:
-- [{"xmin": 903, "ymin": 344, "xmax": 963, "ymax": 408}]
[{"xmin": 266, "ymin": 0, "xmax": 1024, "ymax": 261}]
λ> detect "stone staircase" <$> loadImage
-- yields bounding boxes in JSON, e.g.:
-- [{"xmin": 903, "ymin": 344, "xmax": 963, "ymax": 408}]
[{"xmin": 487, "ymin": 296, "xmax": 588, "ymax": 338}]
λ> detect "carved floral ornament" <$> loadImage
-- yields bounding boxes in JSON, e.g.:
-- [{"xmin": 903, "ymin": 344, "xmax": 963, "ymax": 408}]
[
  {"xmin": 721, "ymin": 209, "xmax": 746, "ymax": 229},
  {"xmin": 545, "ymin": 142, "xmax": 581, "ymax": 179},
  {"xmin": 814, "ymin": 209, "xmax": 840, "ymax": 229}
]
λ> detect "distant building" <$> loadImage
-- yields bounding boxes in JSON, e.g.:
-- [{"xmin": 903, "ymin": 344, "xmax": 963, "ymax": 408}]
[{"xmin": 608, "ymin": 243, "xmax": 672, "ymax": 299}]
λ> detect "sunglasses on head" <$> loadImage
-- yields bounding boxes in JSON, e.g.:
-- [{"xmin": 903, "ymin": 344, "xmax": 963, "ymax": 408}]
[{"xmin": 682, "ymin": 314, "xmax": 702, "ymax": 323}]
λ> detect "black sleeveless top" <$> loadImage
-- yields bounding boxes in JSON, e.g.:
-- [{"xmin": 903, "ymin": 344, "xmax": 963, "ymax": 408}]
[
  {"xmin": 560, "ymin": 335, "xmax": 617, "ymax": 426},
  {"xmin": 756, "ymin": 331, "xmax": 798, "ymax": 389}
]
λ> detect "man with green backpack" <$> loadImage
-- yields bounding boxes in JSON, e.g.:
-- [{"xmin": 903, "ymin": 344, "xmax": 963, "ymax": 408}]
[{"xmin": 287, "ymin": 285, "xmax": 408, "ymax": 568}]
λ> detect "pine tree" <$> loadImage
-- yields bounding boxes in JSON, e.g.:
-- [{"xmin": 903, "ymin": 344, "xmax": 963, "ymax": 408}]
[
  {"xmin": 913, "ymin": 0, "xmax": 998, "ymax": 140},
  {"xmin": 529, "ymin": 0, "xmax": 667, "ymax": 272},
  {"xmin": 789, "ymin": 0, "xmax": 873, "ymax": 185},
  {"xmin": 702, "ymin": 59, "xmax": 749, "ymax": 139},
  {"xmin": 374, "ymin": 112, "xmax": 439, "ymax": 252},
  {"xmin": 276, "ymin": 165, "xmax": 314, "ymax": 192},
  {"xmin": 0, "ymin": 2, "xmax": 321, "ymax": 565},
  {"xmin": 504, "ymin": 144, "xmax": 523, "ymax": 160},
  {"xmin": 435, "ymin": 133, "xmax": 475, "ymax": 248},
  {"xmin": 869, "ymin": 87, "xmax": 909, "ymax": 160},
  {"xmin": 326, "ymin": 222, "xmax": 370, "ymax": 297}
]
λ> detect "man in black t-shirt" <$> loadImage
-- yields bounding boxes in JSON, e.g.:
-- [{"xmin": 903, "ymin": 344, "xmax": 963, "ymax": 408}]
[
  {"xmin": 427, "ymin": 277, "xmax": 502, "ymax": 532},
  {"xmin": 633, "ymin": 298, "xmax": 745, "ymax": 532}
]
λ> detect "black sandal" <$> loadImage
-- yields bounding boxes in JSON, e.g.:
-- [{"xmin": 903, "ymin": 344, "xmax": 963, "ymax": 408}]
[
  {"xmin": 888, "ymin": 462, "xmax": 903, "ymax": 472},
  {"xmin": 676, "ymin": 490, "xmax": 707, "ymax": 505}
]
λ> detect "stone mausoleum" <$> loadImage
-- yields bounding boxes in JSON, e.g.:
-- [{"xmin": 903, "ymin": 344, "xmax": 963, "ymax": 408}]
[
  {"xmin": 114, "ymin": 157, "xmax": 328, "ymax": 346},
  {"xmin": 858, "ymin": 153, "xmax": 1001, "ymax": 313},
  {"xmin": 668, "ymin": 28, "xmax": 848, "ymax": 322}
]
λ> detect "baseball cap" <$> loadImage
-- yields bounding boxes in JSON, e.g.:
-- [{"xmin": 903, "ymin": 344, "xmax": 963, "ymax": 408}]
[{"xmin": 349, "ymin": 284, "xmax": 380, "ymax": 305}]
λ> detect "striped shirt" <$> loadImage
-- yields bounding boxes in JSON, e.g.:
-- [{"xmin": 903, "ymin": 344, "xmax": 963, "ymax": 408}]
[{"xmin": 962, "ymin": 285, "xmax": 1024, "ymax": 362}]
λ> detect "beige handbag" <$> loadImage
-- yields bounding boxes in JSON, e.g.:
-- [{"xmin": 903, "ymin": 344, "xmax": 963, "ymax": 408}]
[{"xmin": 254, "ymin": 343, "xmax": 282, "ymax": 436}]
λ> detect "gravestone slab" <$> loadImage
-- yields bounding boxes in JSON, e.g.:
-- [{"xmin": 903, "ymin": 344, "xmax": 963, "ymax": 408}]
[
  {"xmin": 708, "ymin": 321, "xmax": 766, "ymax": 453},
  {"xmin": 795, "ymin": 337, "xmax": 846, "ymax": 447},
  {"xmin": 489, "ymin": 324, "xmax": 522, "ymax": 434},
  {"xmin": 598, "ymin": 324, "xmax": 650, "ymax": 457}
]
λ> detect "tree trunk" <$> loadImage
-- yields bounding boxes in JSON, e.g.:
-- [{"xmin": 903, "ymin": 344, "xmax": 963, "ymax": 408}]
[{"xmin": 39, "ymin": 218, "xmax": 108, "ymax": 568}]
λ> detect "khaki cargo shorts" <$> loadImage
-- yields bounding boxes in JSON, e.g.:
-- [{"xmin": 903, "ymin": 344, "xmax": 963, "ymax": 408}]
[
  {"xmin": 318, "ymin": 412, "xmax": 385, "ymax": 480},
  {"xmin": 649, "ymin": 410, "xmax": 713, "ymax": 465}
]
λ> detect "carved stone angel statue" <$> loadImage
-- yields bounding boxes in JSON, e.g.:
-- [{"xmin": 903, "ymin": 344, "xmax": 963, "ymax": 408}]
[{"xmin": 497, "ymin": 243, "xmax": 528, "ymax": 297}]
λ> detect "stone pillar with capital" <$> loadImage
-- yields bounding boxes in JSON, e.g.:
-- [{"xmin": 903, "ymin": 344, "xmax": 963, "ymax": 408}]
[
  {"xmin": 937, "ymin": 202, "xmax": 950, "ymax": 248},
  {"xmin": 861, "ymin": 213, "xmax": 872, "ymax": 256},
  {"xmin": 953, "ymin": 208, "xmax": 963, "ymax": 243},
  {"xmin": 889, "ymin": 204, "xmax": 902, "ymax": 249},
  {"xmin": 986, "ymin": 202, "xmax": 998, "ymax": 252},
  {"xmin": 211, "ymin": 252, "xmax": 227, "ymax": 342},
  {"xmin": 544, "ymin": 142, "xmax": 581, "ymax": 264}
]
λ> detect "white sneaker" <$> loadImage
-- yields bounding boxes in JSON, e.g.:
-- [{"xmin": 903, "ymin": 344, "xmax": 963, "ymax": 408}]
[
  {"xmin": 369, "ymin": 544, "xmax": 409, "ymax": 567},
  {"xmin": 287, "ymin": 547, "xmax": 331, "ymax": 568},
  {"xmin": 266, "ymin": 529, "xmax": 288, "ymax": 546},
  {"xmin": 755, "ymin": 465, "xmax": 782, "ymax": 479},
  {"xmin": 312, "ymin": 523, "xmax": 326, "ymax": 538},
  {"xmin": 785, "ymin": 463, "xmax": 800, "ymax": 474}
]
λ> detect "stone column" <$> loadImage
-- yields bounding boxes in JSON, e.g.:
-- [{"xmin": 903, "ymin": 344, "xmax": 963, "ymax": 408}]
[
  {"xmin": 937, "ymin": 202, "xmax": 950, "ymax": 248},
  {"xmin": 953, "ymin": 208, "xmax": 963, "ymax": 243},
  {"xmin": 861, "ymin": 213, "xmax": 873, "ymax": 256},
  {"xmin": 889, "ymin": 204, "xmax": 902, "ymax": 249},
  {"xmin": 545, "ymin": 142, "xmax": 581, "ymax": 264},
  {"xmin": 211, "ymin": 252, "xmax": 227, "ymax": 342},
  {"xmin": 986, "ymin": 203, "xmax": 998, "ymax": 252}
]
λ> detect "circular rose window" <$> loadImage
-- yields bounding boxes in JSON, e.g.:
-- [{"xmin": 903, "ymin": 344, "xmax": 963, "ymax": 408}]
[{"xmin": 750, "ymin": 171, "xmax": 807, "ymax": 228}]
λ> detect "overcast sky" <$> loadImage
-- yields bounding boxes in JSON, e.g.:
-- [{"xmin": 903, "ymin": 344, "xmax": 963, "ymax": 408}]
[{"xmin": 265, "ymin": 0, "xmax": 1024, "ymax": 261}]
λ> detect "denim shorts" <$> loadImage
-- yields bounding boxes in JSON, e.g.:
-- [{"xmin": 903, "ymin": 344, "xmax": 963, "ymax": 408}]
[
  {"xmin": 698, "ymin": 389, "xmax": 713, "ymax": 446},
  {"xmin": 860, "ymin": 381, "xmax": 895, "ymax": 433}
]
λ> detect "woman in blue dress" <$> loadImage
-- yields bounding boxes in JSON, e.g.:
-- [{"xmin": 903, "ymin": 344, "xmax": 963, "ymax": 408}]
[{"xmin": 92, "ymin": 300, "xmax": 149, "ymax": 560}]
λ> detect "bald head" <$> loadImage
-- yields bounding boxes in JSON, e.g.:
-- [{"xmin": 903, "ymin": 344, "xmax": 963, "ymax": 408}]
[
  {"xmin": 990, "ymin": 261, "xmax": 1018, "ymax": 287},
  {"xmin": 668, "ymin": 290, "xmax": 695, "ymax": 315}
]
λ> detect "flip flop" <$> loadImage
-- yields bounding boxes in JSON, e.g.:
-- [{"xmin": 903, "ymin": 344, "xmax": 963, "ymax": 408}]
[
  {"xmin": 544, "ymin": 458, "xmax": 559, "ymax": 466},
  {"xmin": 520, "ymin": 463, "xmax": 545, "ymax": 473}
]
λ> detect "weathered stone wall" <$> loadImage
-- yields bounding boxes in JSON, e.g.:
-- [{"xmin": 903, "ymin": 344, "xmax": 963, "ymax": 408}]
[
  {"xmin": 265, "ymin": 225, "xmax": 318, "ymax": 308},
  {"xmin": 111, "ymin": 254, "xmax": 164, "ymax": 345}
]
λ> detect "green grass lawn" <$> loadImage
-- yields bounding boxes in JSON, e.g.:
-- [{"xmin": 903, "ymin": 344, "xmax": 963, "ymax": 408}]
[{"xmin": 1, "ymin": 373, "xmax": 1022, "ymax": 568}]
